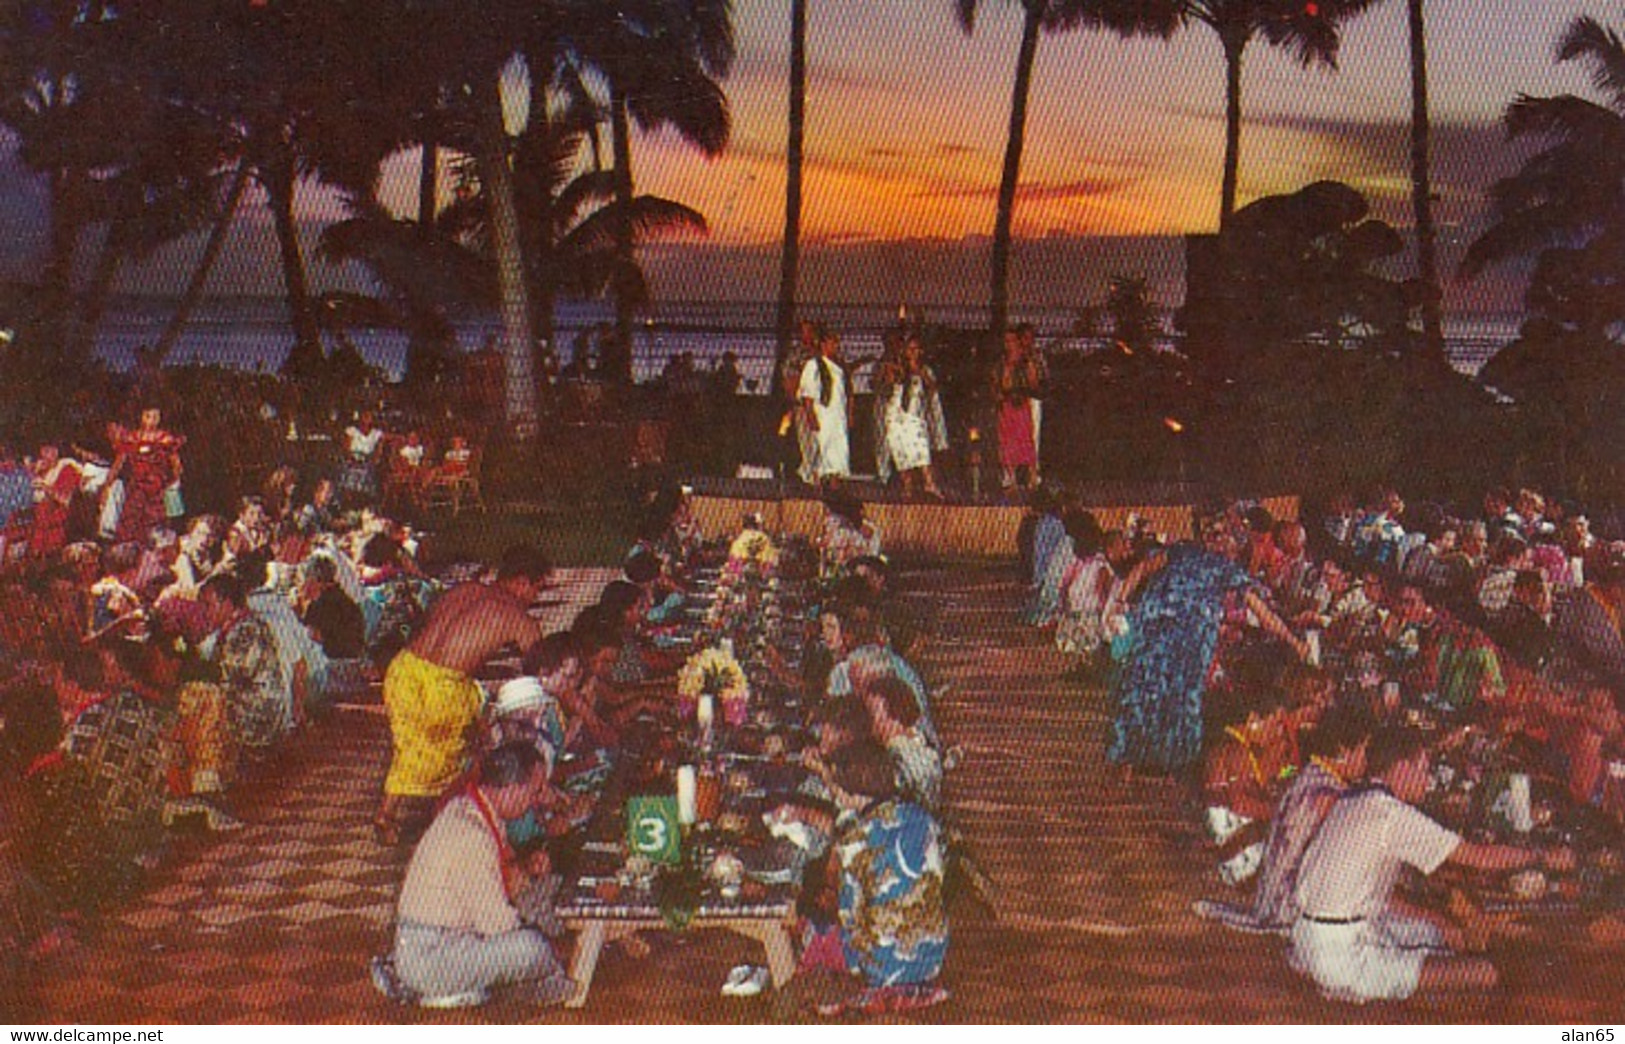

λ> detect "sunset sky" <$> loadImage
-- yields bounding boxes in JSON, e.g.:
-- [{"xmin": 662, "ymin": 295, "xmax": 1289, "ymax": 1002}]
[
  {"xmin": 573, "ymin": 0, "xmax": 1604, "ymax": 244},
  {"xmin": 0, "ymin": 0, "xmax": 1611, "ymax": 304}
]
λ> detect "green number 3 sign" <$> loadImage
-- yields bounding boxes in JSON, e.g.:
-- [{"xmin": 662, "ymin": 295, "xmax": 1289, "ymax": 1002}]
[{"xmin": 626, "ymin": 795, "xmax": 682, "ymax": 865}]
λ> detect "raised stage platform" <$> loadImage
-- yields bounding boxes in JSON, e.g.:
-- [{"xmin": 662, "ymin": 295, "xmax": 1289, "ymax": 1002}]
[{"xmin": 684, "ymin": 477, "xmax": 1299, "ymax": 559}]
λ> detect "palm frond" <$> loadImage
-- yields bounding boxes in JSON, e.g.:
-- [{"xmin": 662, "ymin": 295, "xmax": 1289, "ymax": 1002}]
[
  {"xmin": 1557, "ymin": 15, "xmax": 1625, "ymax": 109},
  {"xmin": 1047, "ymin": 0, "xmax": 1185, "ymax": 39},
  {"xmin": 626, "ymin": 60, "xmax": 729, "ymax": 156},
  {"xmin": 553, "ymin": 168, "xmax": 619, "ymax": 230},
  {"xmin": 561, "ymin": 194, "xmax": 708, "ymax": 257},
  {"xmin": 1504, "ymin": 92, "xmax": 1625, "ymax": 145}
]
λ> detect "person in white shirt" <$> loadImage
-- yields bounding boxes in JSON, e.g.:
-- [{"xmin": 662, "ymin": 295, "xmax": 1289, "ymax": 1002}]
[
  {"xmin": 1290, "ymin": 726, "xmax": 1574, "ymax": 1003},
  {"xmin": 373, "ymin": 741, "xmax": 575, "ymax": 1009}
]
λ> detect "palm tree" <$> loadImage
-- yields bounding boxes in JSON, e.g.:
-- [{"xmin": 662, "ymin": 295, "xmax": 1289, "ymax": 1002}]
[
  {"xmin": 0, "ymin": 0, "xmax": 122, "ymax": 355},
  {"xmin": 578, "ymin": 0, "xmax": 734, "ymax": 384},
  {"xmin": 318, "ymin": 194, "xmax": 490, "ymax": 387},
  {"xmin": 771, "ymin": 0, "xmax": 808, "ymax": 396},
  {"xmin": 1463, "ymin": 13, "xmax": 1625, "ymax": 343},
  {"xmin": 0, "ymin": 0, "xmax": 227, "ymax": 366},
  {"xmin": 153, "ymin": 161, "xmax": 251, "ymax": 361},
  {"xmin": 1175, "ymin": 0, "xmax": 1380, "ymax": 229},
  {"xmin": 73, "ymin": 111, "xmax": 232, "ymax": 361},
  {"xmin": 439, "ymin": 98, "xmax": 708, "ymax": 374},
  {"xmin": 955, "ymin": 0, "xmax": 1182, "ymax": 341},
  {"xmin": 1406, "ymin": 0, "xmax": 1444, "ymax": 357}
]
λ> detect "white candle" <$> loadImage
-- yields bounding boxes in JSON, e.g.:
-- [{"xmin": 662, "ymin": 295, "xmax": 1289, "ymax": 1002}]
[
  {"xmin": 1508, "ymin": 773, "xmax": 1533, "ymax": 833},
  {"xmin": 1572, "ymin": 557, "xmax": 1585, "ymax": 588},
  {"xmin": 676, "ymin": 765, "xmax": 697, "ymax": 826},
  {"xmin": 1304, "ymin": 630, "xmax": 1321, "ymax": 668},
  {"xmin": 697, "ymin": 695, "xmax": 715, "ymax": 734}
]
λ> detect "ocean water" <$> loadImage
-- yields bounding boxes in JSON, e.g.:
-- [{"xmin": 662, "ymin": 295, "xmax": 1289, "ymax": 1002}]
[{"xmin": 88, "ymin": 298, "xmax": 1517, "ymax": 392}]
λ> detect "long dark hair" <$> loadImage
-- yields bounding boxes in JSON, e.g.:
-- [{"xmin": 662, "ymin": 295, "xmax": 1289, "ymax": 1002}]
[{"xmin": 816, "ymin": 327, "xmax": 843, "ymax": 407}]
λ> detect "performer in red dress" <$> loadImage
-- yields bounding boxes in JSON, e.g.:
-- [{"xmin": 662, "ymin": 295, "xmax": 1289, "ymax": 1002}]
[{"xmin": 109, "ymin": 407, "xmax": 184, "ymax": 544}]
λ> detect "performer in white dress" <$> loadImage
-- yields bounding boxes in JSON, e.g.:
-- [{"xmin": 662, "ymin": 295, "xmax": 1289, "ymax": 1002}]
[
  {"xmin": 797, "ymin": 328, "xmax": 851, "ymax": 484},
  {"xmin": 877, "ymin": 335, "xmax": 947, "ymax": 498}
]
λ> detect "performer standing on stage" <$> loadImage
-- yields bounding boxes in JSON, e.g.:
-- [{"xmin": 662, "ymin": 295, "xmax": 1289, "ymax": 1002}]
[{"xmin": 798, "ymin": 326, "xmax": 852, "ymax": 487}]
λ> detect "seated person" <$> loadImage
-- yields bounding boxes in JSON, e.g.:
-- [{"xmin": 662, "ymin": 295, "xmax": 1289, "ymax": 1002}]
[
  {"xmin": 1199, "ymin": 702, "xmax": 1374, "ymax": 932},
  {"xmin": 1199, "ymin": 674, "xmax": 1321, "ymax": 887},
  {"xmin": 240, "ymin": 553, "xmax": 326, "ymax": 727},
  {"xmin": 371, "ymin": 742, "xmax": 575, "ymax": 1009},
  {"xmin": 625, "ymin": 544, "xmax": 680, "ymax": 606},
  {"xmin": 104, "ymin": 631, "xmax": 240, "ymax": 832},
  {"xmin": 848, "ymin": 555, "xmax": 923, "ymax": 661},
  {"xmin": 1492, "ymin": 569, "xmax": 1554, "ymax": 672},
  {"xmin": 821, "ymin": 741, "xmax": 949, "ymax": 1017},
  {"xmin": 550, "ymin": 612, "xmax": 627, "ymax": 785},
  {"xmin": 198, "ymin": 573, "xmax": 291, "ymax": 753},
  {"xmin": 222, "ymin": 496, "xmax": 272, "ymax": 566},
  {"xmin": 1054, "ymin": 524, "xmax": 1122, "ymax": 670},
  {"xmin": 1289, "ymin": 726, "xmax": 1574, "ymax": 1004},
  {"xmin": 600, "ymin": 579, "xmax": 656, "ymax": 686},
  {"xmin": 293, "ymin": 478, "xmax": 341, "ymax": 538},
  {"xmin": 857, "ymin": 673, "xmax": 942, "ymax": 812},
  {"xmin": 826, "ymin": 607, "xmax": 937, "ymax": 748},
  {"xmin": 1477, "ymin": 532, "xmax": 1531, "ymax": 624},
  {"xmin": 485, "ymin": 676, "xmax": 571, "ymax": 841},
  {"xmin": 299, "ymin": 554, "xmax": 366, "ymax": 662},
  {"xmin": 818, "ymin": 492, "xmax": 881, "ymax": 580},
  {"xmin": 1399, "ymin": 582, "xmax": 1507, "ymax": 716},
  {"xmin": 438, "ymin": 435, "xmax": 473, "ymax": 477},
  {"xmin": 502, "ymin": 635, "xmax": 580, "ymax": 755},
  {"xmin": 385, "ymin": 432, "xmax": 429, "ymax": 504},
  {"xmin": 88, "ymin": 542, "xmax": 148, "ymax": 641},
  {"xmin": 34, "ymin": 649, "xmax": 170, "ymax": 915}
]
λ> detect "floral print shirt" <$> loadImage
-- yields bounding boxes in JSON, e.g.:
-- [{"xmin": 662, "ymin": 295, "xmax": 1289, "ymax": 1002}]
[
  {"xmin": 213, "ymin": 614, "xmax": 288, "ymax": 749},
  {"xmin": 836, "ymin": 799, "xmax": 948, "ymax": 987}
]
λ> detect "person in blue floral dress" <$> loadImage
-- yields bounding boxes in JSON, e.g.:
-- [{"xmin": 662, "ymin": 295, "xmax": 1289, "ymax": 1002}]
[
  {"xmin": 1108, "ymin": 533, "xmax": 1309, "ymax": 777},
  {"xmin": 823, "ymin": 742, "xmax": 949, "ymax": 1016}
]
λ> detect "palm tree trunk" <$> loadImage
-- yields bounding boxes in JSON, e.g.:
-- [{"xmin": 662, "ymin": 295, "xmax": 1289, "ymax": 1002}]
[
  {"xmin": 480, "ymin": 69, "xmax": 539, "ymax": 437},
  {"xmin": 73, "ymin": 232, "xmax": 123, "ymax": 364},
  {"xmin": 1219, "ymin": 31, "xmax": 1247, "ymax": 230},
  {"xmin": 989, "ymin": 2, "xmax": 1043, "ymax": 342},
  {"xmin": 608, "ymin": 85, "xmax": 636, "ymax": 386},
  {"xmin": 262, "ymin": 148, "xmax": 323, "ymax": 377},
  {"xmin": 43, "ymin": 167, "xmax": 83, "ymax": 352},
  {"xmin": 771, "ymin": 0, "xmax": 808, "ymax": 397},
  {"xmin": 158, "ymin": 161, "xmax": 251, "ymax": 362},
  {"xmin": 417, "ymin": 129, "xmax": 438, "ymax": 234},
  {"xmin": 1407, "ymin": 0, "xmax": 1445, "ymax": 358}
]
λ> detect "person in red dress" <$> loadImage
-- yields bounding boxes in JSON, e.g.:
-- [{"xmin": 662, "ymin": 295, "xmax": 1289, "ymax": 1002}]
[
  {"xmin": 108, "ymin": 407, "xmax": 184, "ymax": 544},
  {"xmin": 28, "ymin": 442, "xmax": 82, "ymax": 557},
  {"xmin": 993, "ymin": 326, "xmax": 1045, "ymax": 495}
]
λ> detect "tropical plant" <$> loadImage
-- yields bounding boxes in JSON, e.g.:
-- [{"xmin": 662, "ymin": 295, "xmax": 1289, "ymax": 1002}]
[
  {"xmin": 953, "ymin": 0, "xmax": 1181, "ymax": 341},
  {"xmin": 0, "ymin": 0, "xmax": 234, "ymax": 369},
  {"xmin": 1173, "ymin": 0, "xmax": 1380, "ymax": 228},
  {"xmin": 317, "ymin": 195, "xmax": 491, "ymax": 387},
  {"xmin": 1463, "ymin": 12, "xmax": 1625, "ymax": 342},
  {"xmin": 438, "ymin": 95, "xmax": 707, "ymax": 390},
  {"xmin": 1210, "ymin": 181, "xmax": 1419, "ymax": 352},
  {"xmin": 574, "ymin": 0, "xmax": 734, "ymax": 384},
  {"xmin": 1463, "ymin": 11, "xmax": 1625, "ymax": 496}
]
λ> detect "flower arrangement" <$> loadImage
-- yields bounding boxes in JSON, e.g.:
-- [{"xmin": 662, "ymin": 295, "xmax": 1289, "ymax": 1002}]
[
  {"xmin": 727, "ymin": 529, "xmax": 778, "ymax": 570},
  {"xmin": 677, "ymin": 645, "xmax": 750, "ymax": 726}
]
